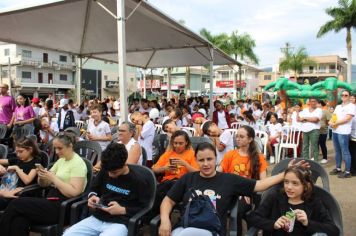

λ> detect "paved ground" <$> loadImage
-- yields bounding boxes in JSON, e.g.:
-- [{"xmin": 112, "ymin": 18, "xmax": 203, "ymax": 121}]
[{"xmin": 267, "ymin": 139, "xmax": 355, "ymax": 236}]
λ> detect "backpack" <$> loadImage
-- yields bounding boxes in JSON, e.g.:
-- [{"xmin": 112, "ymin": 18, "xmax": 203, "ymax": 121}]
[{"xmin": 182, "ymin": 188, "xmax": 222, "ymax": 236}]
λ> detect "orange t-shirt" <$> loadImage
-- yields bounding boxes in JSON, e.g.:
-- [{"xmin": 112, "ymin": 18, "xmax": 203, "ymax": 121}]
[
  {"xmin": 220, "ymin": 150, "xmax": 268, "ymax": 178},
  {"xmin": 153, "ymin": 149, "xmax": 199, "ymax": 182}
]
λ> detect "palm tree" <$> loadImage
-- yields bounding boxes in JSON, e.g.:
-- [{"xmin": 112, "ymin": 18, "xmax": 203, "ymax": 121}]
[
  {"xmin": 199, "ymin": 28, "xmax": 231, "ymax": 53},
  {"xmin": 317, "ymin": 0, "xmax": 356, "ymax": 84},
  {"xmin": 229, "ymin": 31, "xmax": 259, "ymax": 64},
  {"xmin": 279, "ymin": 45, "xmax": 315, "ymax": 79}
]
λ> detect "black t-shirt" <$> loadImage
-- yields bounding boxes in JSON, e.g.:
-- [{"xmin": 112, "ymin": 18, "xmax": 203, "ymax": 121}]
[
  {"xmin": 167, "ymin": 171, "xmax": 256, "ymax": 235},
  {"xmin": 90, "ymin": 166, "xmax": 151, "ymax": 225},
  {"xmin": 8, "ymin": 157, "xmax": 41, "ymax": 187}
]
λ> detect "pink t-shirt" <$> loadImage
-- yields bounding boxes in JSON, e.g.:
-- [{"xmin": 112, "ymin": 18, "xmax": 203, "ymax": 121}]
[
  {"xmin": 0, "ymin": 95, "xmax": 16, "ymax": 125},
  {"xmin": 15, "ymin": 106, "xmax": 35, "ymax": 121}
]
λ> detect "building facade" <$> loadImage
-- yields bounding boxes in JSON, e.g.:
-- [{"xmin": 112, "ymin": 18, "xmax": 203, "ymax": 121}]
[
  {"xmin": 214, "ymin": 64, "xmax": 262, "ymax": 98},
  {"xmin": 82, "ymin": 59, "xmax": 138, "ymax": 99},
  {"xmin": 0, "ymin": 43, "xmax": 75, "ymax": 99},
  {"xmin": 258, "ymin": 55, "xmax": 348, "ymax": 90}
]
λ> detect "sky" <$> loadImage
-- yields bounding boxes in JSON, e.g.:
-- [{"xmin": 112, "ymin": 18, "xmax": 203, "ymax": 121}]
[{"xmin": 0, "ymin": 0, "xmax": 355, "ymax": 68}]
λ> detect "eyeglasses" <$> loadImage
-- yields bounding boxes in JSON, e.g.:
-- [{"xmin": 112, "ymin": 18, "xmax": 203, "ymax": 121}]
[
  {"xmin": 341, "ymin": 94, "xmax": 349, "ymax": 97},
  {"xmin": 118, "ymin": 129, "xmax": 128, "ymax": 132}
]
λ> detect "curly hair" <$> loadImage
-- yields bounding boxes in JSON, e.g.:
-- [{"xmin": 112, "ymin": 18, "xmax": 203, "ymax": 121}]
[
  {"xmin": 101, "ymin": 143, "xmax": 128, "ymax": 171},
  {"xmin": 240, "ymin": 125, "xmax": 261, "ymax": 180}
]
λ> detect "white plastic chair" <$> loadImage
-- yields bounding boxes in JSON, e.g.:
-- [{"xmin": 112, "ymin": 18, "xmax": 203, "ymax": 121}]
[
  {"xmin": 181, "ymin": 127, "xmax": 196, "ymax": 137},
  {"xmin": 75, "ymin": 120, "xmax": 85, "ymax": 129},
  {"xmin": 230, "ymin": 122, "xmax": 242, "ymax": 129},
  {"xmin": 276, "ymin": 126, "xmax": 301, "ymax": 163},
  {"xmin": 155, "ymin": 124, "xmax": 163, "ymax": 134},
  {"xmin": 255, "ymin": 130, "xmax": 268, "ymax": 156}
]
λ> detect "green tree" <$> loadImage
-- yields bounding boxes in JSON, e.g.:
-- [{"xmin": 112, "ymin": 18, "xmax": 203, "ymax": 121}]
[
  {"xmin": 229, "ymin": 31, "xmax": 259, "ymax": 64},
  {"xmin": 279, "ymin": 44, "xmax": 315, "ymax": 79},
  {"xmin": 317, "ymin": 0, "xmax": 356, "ymax": 84}
]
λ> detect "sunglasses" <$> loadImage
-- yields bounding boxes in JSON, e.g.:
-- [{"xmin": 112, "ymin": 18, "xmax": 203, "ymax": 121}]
[{"xmin": 341, "ymin": 94, "xmax": 349, "ymax": 97}]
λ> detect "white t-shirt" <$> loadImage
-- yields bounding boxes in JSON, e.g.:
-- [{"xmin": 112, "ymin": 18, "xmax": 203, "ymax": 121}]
[
  {"xmin": 113, "ymin": 101, "xmax": 120, "ymax": 116},
  {"xmin": 333, "ymin": 103, "xmax": 355, "ymax": 135},
  {"xmin": 351, "ymin": 115, "xmax": 356, "ymax": 139},
  {"xmin": 138, "ymin": 120, "xmax": 155, "ymax": 161},
  {"xmin": 120, "ymin": 137, "xmax": 143, "ymax": 165},
  {"xmin": 252, "ymin": 109, "xmax": 262, "ymax": 120},
  {"xmin": 38, "ymin": 107, "xmax": 56, "ymax": 118},
  {"xmin": 87, "ymin": 119, "xmax": 111, "ymax": 151},
  {"xmin": 299, "ymin": 108, "xmax": 322, "ymax": 132},
  {"xmin": 291, "ymin": 111, "xmax": 302, "ymax": 130},
  {"xmin": 217, "ymin": 111, "xmax": 229, "ymax": 129},
  {"xmin": 216, "ymin": 130, "xmax": 234, "ymax": 164},
  {"xmin": 266, "ymin": 123, "xmax": 282, "ymax": 138},
  {"xmin": 33, "ymin": 106, "xmax": 40, "ymax": 118},
  {"xmin": 60, "ymin": 109, "xmax": 67, "ymax": 130},
  {"xmin": 182, "ymin": 114, "xmax": 191, "ymax": 127}
]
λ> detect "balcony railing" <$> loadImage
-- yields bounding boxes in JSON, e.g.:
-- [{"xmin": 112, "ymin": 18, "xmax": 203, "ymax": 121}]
[{"xmin": 20, "ymin": 59, "xmax": 75, "ymax": 71}]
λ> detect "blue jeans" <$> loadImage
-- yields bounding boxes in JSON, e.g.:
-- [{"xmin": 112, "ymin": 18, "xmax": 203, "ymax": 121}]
[
  {"xmin": 332, "ymin": 133, "xmax": 351, "ymax": 172},
  {"xmin": 172, "ymin": 227, "xmax": 213, "ymax": 236},
  {"xmin": 63, "ymin": 216, "xmax": 128, "ymax": 236}
]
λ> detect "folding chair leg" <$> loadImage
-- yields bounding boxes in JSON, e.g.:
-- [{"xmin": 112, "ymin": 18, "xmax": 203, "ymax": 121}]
[{"xmin": 293, "ymin": 147, "xmax": 297, "ymax": 158}]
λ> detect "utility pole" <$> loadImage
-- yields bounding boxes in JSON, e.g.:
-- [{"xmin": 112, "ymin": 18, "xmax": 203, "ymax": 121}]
[{"xmin": 280, "ymin": 42, "xmax": 294, "ymax": 54}]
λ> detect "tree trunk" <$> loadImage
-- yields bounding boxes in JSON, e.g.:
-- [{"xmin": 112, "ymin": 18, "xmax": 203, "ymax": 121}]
[{"xmin": 346, "ymin": 27, "xmax": 352, "ymax": 84}]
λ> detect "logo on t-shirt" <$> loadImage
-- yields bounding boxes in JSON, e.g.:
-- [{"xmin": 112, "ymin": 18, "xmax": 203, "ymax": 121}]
[
  {"xmin": 233, "ymin": 163, "xmax": 249, "ymax": 177},
  {"xmin": 194, "ymin": 189, "xmax": 221, "ymax": 209}
]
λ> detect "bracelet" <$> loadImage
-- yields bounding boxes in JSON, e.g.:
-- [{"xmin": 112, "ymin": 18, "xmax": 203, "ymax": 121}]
[{"xmin": 88, "ymin": 192, "xmax": 97, "ymax": 198}]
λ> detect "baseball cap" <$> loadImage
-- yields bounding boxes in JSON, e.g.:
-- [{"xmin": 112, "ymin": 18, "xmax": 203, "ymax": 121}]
[
  {"xmin": 32, "ymin": 97, "xmax": 40, "ymax": 103},
  {"xmin": 59, "ymin": 98, "xmax": 69, "ymax": 108}
]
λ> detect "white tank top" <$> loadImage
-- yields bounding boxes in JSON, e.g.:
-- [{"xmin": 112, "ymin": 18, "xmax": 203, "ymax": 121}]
[{"xmin": 121, "ymin": 138, "xmax": 143, "ymax": 165}]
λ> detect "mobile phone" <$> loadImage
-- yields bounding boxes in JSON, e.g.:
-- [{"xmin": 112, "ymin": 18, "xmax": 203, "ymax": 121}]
[
  {"xmin": 93, "ymin": 202, "xmax": 107, "ymax": 208},
  {"xmin": 35, "ymin": 163, "xmax": 44, "ymax": 170}
]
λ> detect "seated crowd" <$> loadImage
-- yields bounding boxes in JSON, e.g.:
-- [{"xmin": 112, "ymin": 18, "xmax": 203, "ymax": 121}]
[{"xmin": 0, "ymin": 82, "xmax": 354, "ymax": 235}]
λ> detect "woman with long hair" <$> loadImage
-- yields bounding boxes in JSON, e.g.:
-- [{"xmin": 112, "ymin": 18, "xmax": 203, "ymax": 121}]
[
  {"xmin": 218, "ymin": 125, "xmax": 268, "ymax": 236},
  {"xmin": 13, "ymin": 94, "xmax": 36, "ymax": 137},
  {"xmin": 247, "ymin": 166, "xmax": 339, "ymax": 235},
  {"xmin": 0, "ymin": 132, "xmax": 88, "ymax": 236}
]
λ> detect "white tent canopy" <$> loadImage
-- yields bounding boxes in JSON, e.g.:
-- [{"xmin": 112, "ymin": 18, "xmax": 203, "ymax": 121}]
[
  {"xmin": 0, "ymin": 0, "xmax": 239, "ymax": 68},
  {"xmin": 0, "ymin": 0, "xmax": 241, "ymax": 119}
]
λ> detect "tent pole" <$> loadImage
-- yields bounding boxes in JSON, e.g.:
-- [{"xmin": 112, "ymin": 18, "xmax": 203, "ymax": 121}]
[
  {"xmin": 239, "ymin": 65, "xmax": 242, "ymax": 99},
  {"xmin": 117, "ymin": 0, "xmax": 128, "ymax": 121},
  {"xmin": 233, "ymin": 67, "xmax": 237, "ymax": 100},
  {"xmin": 143, "ymin": 69, "xmax": 146, "ymax": 99},
  {"xmin": 209, "ymin": 48, "xmax": 214, "ymax": 119},
  {"xmin": 167, "ymin": 67, "xmax": 171, "ymax": 100},
  {"xmin": 76, "ymin": 57, "xmax": 82, "ymax": 104}
]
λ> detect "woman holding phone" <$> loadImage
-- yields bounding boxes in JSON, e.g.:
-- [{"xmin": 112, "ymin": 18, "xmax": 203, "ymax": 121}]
[{"xmin": 0, "ymin": 132, "xmax": 88, "ymax": 236}]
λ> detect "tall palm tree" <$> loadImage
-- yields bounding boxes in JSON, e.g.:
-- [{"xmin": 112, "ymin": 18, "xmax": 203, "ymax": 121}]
[
  {"xmin": 317, "ymin": 0, "xmax": 356, "ymax": 84},
  {"xmin": 229, "ymin": 31, "xmax": 259, "ymax": 64},
  {"xmin": 279, "ymin": 45, "xmax": 315, "ymax": 79}
]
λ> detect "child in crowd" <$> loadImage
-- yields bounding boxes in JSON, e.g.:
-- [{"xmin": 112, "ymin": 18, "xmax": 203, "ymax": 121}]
[
  {"xmin": 246, "ymin": 166, "xmax": 339, "ymax": 236},
  {"xmin": 0, "ymin": 137, "xmax": 41, "ymax": 209},
  {"xmin": 266, "ymin": 113, "xmax": 282, "ymax": 164}
]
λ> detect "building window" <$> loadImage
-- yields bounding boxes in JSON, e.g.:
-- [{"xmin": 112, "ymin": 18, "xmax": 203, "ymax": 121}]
[
  {"xmin": 22, "ymin": 50, "xmax": 32, "ymax": 58},
  {"xmin": 130, "ymin": 77, "xmax": 134, "ymax": 82},
  {"xmin": 59, "ymin": 55, "xmax": 67, "ymax": 62},
  {"xmin": 22, "ymin": 71, "xmax": 32, "ymax": 79},
  {"xmin": 4, "ymin": 49, "xmax": 10, "ymax": 56},
  {"xmin": 60, "ymin": 74, "xmax": 67, "ymax": 81},
  {"xmin": 104, "ymin": 75, "xmax": 108, "ymax": 80},
  {"xmin": 221, "ymin": 71, "xmax": 229, "ymax": 79},
  {"xmin": 264, "ymin": 75, "xmax": 272, "ymax": 80},
  {"xmin": 309, "ymin": 66, "xmax": 314, "ymax": 72}
]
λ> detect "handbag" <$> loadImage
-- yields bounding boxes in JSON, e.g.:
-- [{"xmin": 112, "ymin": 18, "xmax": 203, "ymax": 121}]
[{"xmin": 182, "ymin": 188, "xmax": 221, "ymax": 235}]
